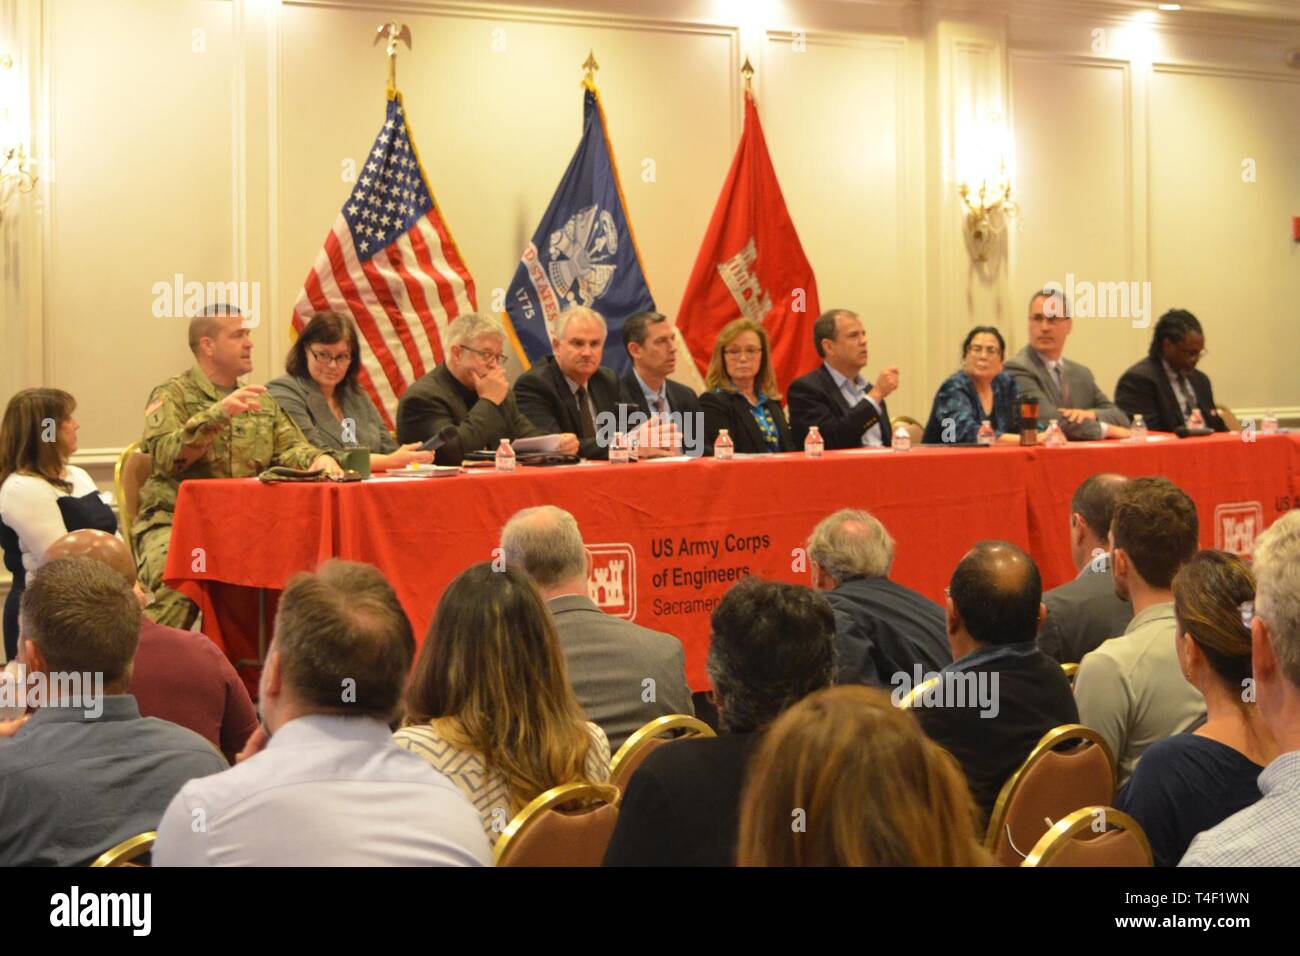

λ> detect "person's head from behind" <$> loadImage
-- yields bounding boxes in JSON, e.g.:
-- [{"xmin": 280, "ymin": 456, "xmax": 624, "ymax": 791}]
[
  {"xmin": 404, "ymin": 562, "xmax": 597, "ymax": 812},
  {"xmin": 499, "ymin": 505, "xmax": 589, "ymax": 597},
  {"xmin": 1069, "ymin": 473, "xmax": 1130, "ymax": 570},
  {"xmin": 946, "ymin": 541, "xmax": 1044, "ymax": 657},
  {"xmin": 261, "ymin": 559, "xmax": 414, "ymax": 731},
  {"xmin": 1149, "ymin": 308, "xmax": 1205, "ymax": 375},
  {"xmin": 286, "ymin": 312, "xmax": 362, "ymax": 394},
  {"xmin": 805, "ymin": 508, "xmax": 896, "ymax": 591},
  {"xmin": 623, "ymin": 311, "xmax": 677, "ymax": 383},
  {"xmin": 42, "ymin": 529, "xmax": 143, "ymax": 606},
  {"xmin": 20, "ymin": 556, "xmax": 140, "ymax": 697},
  {"xmin": 1109, "ymin": 476, "xmax": 1198, "ymax": 603},
  {"xmin": 0, "ymin": 387, "xmax": 78, "ymax": 488},
  {"xmin": 445, "ymin": 313, "xmax": 507, "ymax": 390},
  {"xmin": 1172, "ymin": 551, "xmax": 1257, "ymax": 706},
  {"xmin": 1247, "ymin": 512, "xmax": 1300, "ymax": 732},
  {"xmin": 551, "ymin": 307, "xmax": 607, "ymax": 386},
  {"xmin": 188, "ymin": 303, "xmax": 252, "ymax": 381},
  {"xmin": 706, "ymin": 577, "xmax": 835, "ymax": 734},
  {"xmin": 737, "ymin": 685, "xmax": 987, "ymax": 866},
  {"xmin": 812, "ymin": 309, "xmax": 867, "ymax": 377}
]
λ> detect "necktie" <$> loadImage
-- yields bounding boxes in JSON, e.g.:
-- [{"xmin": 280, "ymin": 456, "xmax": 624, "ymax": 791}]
[
  {"xmin": 1177, "ymin": 374, "xmax": 1194, "ymax": 416},
  {"xmin": 575, "ymin": 386, "xmax": 596, "ymax": 440},
  {"xmin": 655, "ymin": 396, "xmax": 668, "ymax": 417},
  {"xmin": 1053, "ymin": 363, "xmax": 1070, "ymax": 406}
]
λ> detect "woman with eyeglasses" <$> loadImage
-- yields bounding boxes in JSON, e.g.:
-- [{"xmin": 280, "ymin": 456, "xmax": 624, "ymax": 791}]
[
  {"xmin": 920, "ymin": 326, "xmax": 1021, "ymax": 445},
  {"xmin": 267, "ymin": 312, "xmax": 433, "ymax": 472},
  {"xmin": 699, "ymin": 319, "xmax": 795, "ymax": 455}
]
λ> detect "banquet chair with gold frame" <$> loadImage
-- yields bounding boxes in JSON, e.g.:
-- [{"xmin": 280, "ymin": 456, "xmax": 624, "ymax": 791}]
[
  {"xmin": 113, "ymin": 441, "xmax": 152, "ymax": 565},
  {"xmin": 896, "ymin": 675, "xmax": 940, "ymax": 710},
  {"xmin": 609, "ymin": 714, "xmax": 716, "ymax": 793},
  {"xmin": 1022, "ymin": 806, "xmax": 1153, "ymax": 867},
  {"xmin": 91, "ymin": 831, "xmax": 156, "ymax": 867},
  {"xmin": 1061, "ymin": 662, "xmax": 1079, "ymax": 686},
  {"xmin": 493, "ymin": 782, "xmax": 621, "ymax": 867}
]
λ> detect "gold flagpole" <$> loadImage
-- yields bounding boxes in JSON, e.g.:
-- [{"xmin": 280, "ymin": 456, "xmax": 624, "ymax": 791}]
[{"xmin": 374, "ymin": 21, "xmax": 412, "ymax": 96}]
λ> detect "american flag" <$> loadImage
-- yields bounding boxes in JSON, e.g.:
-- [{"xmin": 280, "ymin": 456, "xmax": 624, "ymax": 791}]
[{"xmin": 291, "ymin": 92, "xmax": 476, "ymax": 429}]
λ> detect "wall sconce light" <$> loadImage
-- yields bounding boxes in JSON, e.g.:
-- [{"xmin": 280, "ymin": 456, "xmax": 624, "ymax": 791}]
[
  {"xmin": 957, "ymin": 114, "xmax": 1018, "ymax": 262},
  {"xmin": 0, "ymin": 52, "xmax": 38, "ymax": 221}
]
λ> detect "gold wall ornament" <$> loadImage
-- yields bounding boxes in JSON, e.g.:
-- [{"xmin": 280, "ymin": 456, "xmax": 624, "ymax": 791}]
[
  {"xmin": 0, "ymin": 52, "xmax": 37, "ymax": 222},
  {"xmin": 582, "ymin": 49, "xmax": 599, "ymax": 85},
  {"xmin": 373, "ymin": 21, "xmax": 412, "ymax": 93}
]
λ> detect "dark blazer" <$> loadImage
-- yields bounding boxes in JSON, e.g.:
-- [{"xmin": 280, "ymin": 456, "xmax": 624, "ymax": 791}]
[
  {"xmin": 547, "ymin": 594, "xmax": 694, "ymax": 754},
  {"xmin": 1003, "ymin": 346, "xmax": 1129, "ymax": 440},
  {"xmin": 513, "ymin": 357, "xmax": 622, "ymax": 460},
  {"xmin": 914, "ymin": 644, "xmax": 1079, "ymax": 826},
  {"xmin": 618, "ymin": 368, "xmax": 706, "ymax": 458},
  {"xmin": 825, "ymin": 576, "xmax": 952, "ymax": 687},
  {"xmin": 602, "ymin": 731, "xmax": 759, "ymax": 867},
  {"xmin": 787, "ymin": 364, "xmax": 892, "ymax": 449},
  {"xmin": 1038, "ymin": 558, "xmax": 1134, "ymax": 665},
  {"xmin": 1114, "ymin": 356, "xmax": 1227, "ymax": 433},
  {"xmin": 699, "ymin": 388, "xmax": 795, "ymax": 454},
  {"xmin": 394, "ymin": 363, "xmax": 542, "ymax": 462}
]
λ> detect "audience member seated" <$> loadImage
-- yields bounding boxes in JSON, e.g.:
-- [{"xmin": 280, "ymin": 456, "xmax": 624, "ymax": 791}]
[
  {"xmin": 603, "ymin": 578, "xmax": 834, "ymax": 866},
  {"xmin": 267, "ymin": 311, "xmax": 433, "ymax": 472},
  {"xmin": 1115, "ymin": 308, "xmax": 1229, "ymax": 433},
  {"xmin": 513, "ymin": 307, "xmax": 621, "ymax": 460},
  {"xmin": 1116, "ymin": 551, "xmax": 1275, "ymax": 866},
  {"xmin": 42, "ymin": 529, "xmax": 257, "ymax": 763},
  {"xmin": 1038, "ymin": 473, "xmax": 1134, "ymax": 664},
  {"xmin": 1075, "ymin": 477, "xmax": 1205, "ymax": 786},
  {"xmin": 395, "ymin": 312, "xmax": 576, "ymax": 462},
  {"xmin": 500, "ymin": 505, "xmax": 692, "ymax": 752},
  {"xmin": 700, "ymin": 319, "xmax": 795, "ymax": 454},
  {"xmin": 1182, "ymin": 512, "xmax": 1300, "ymax": 866},
  {"xmin": 618, "ymin": 311, "xmax": 699, "ymax": 456},
  {"xmin": 394, "ymin": 562, "xmax": 610, "ymax": 845},
  {"xmin": 155, "ymin": 560, "xmax": 490, "ymax": 866},
  {"xmin": 1004, "ymin": 289, "xmax": 1131, "ymax": 441},
  {"xmin": 806, "ymin": 508, "xmax": 951, "ymax": 687},
  {"xmin": 788, "ymin": 309, "xmax": 896, "ymax": 449},
  {"xmin": 922, "ymin": 326, "xmax": 1021, "ymax": 445},
  {"xmin": 0, "ymin": 558, "xmax": 225, "ymax": 866},
  {"xmin": 913, "ymin": 541, "xmax": 1078, "ymax": 827},
  {"xmin": 737, "ymin": 685, "xmax": 988, "ymax": 866},
  {"xmin": 0, "ymin": 388, "xmax": 116, "ymax": 660}
]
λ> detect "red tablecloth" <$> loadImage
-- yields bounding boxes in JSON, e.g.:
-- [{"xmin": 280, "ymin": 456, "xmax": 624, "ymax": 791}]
[{"xmin": 166, "ymin": 433, "xmax": 1300, "ymax": 690}]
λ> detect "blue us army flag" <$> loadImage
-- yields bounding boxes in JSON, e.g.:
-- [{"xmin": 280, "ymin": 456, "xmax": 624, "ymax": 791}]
[{"xmin": 503, "ymin": 82, "xmax": 653, "ymax": 374}]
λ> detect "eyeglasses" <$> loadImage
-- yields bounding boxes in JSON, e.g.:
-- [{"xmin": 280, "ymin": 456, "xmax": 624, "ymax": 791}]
[
  {"xmin": 309, "ymin": 348, "xmax": 353, "ymax": 368},
  {"xmin": 461, "ymin": 345, "xmax": 505, "ymax": 366},
  {"xmin": 966, "ymin": 346, "xmax": 1003, "ymax": 357},
  {"xmin": 1177, "ymin": 348, "xmax": 1209, "ymax": 361},
  {"xmin": 724, "ymin": 347, "xmax": 763, "ymax": 358},
  {"xmin": 1029, "ymin": 314, "xmax": 1070, "ymax": 326}
]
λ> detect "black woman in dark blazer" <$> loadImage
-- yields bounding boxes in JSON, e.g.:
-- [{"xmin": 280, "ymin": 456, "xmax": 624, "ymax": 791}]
[{"xmin": 698, "ymin": 318, "xmax": 795, "ymax": 455}]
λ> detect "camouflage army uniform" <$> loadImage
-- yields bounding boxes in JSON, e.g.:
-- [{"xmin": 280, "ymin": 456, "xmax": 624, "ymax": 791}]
[{"xmin": 132, "ymin": 365, "xmax": 331, "ymax": 628}]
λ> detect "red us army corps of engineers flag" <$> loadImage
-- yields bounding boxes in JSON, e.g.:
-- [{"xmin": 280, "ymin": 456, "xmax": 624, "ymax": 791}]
[{"xmin": 291, "ymin": 91, "xmax": 476, "ymax": 429}]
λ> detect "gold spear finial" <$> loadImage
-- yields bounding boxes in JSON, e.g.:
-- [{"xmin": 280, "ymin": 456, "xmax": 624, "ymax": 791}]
[
  {"xmin": 583, "ymin": 49, "xmax": 600, "ymax": 85},
  {"xmin": 741, "ymin": 56, "xmax": 755, "ymax": 90}
]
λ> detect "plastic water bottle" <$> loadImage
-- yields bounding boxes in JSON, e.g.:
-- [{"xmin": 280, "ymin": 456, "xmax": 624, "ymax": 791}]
[
  {"xmin": 714, "ymin": 428, "xmax": 734, "ymax": 460},
  {"xmin": 1043, "ymin": 419, "xmax": 1067, "ymax": 448},
  {"xmin": 1187, "ymin": 408, "xmax": 1205, "ymax": 430},
  {"xmin": 494, "ymin": 437, "xmax": 516, "ymax": 472},
  {"xmin": 1130, "ymin": 414, "xmax": 1148, "ymax": 443},
  {"xmin": 892, "ymin": 424, "xmax": 911, "ymax": 452},
  {"xmin": 1263, "ymin": 410, "xmax": 1279, "ymax": 435},
  {"xmin": 804, "ymin": 425, "xmax": 824, "ymax": 458},
  {"xmin": 977, "ymin": 420, "xmax": 995, "ymax": 447},
  {"xmin": 610, "ymin": 432, "xmax": 630, "ymax": 464}
]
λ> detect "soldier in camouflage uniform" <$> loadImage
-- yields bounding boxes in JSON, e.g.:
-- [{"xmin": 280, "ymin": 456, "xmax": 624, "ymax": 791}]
[{"xmin": 134, "ymin": 307, "xmax": 341, "ymax": 628}]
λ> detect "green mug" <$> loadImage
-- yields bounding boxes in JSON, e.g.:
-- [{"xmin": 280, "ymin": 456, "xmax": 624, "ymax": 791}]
[{"xmin": 340, "ymin": 448, "xmax": 371, "ymax": 478}]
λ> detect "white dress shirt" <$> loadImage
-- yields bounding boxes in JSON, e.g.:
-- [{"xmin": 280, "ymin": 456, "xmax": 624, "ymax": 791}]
[
  {"xmin": 154, "ymin": 714, "xmax": 492, "ymax": 866},
  {"xmin": 1161, "ymin": 358, "xmax": 1198, "ymax": 423},
  {"xmin": 633, "ymin": 369, "xmax": 671, "ymax": 418},
  {"xmin": 825, "ymin": 364, "xmax": 884, "ymax": 447},
  {"xmin": 0, "ymin": 466, "xmax": 106, "ymax": 575}
]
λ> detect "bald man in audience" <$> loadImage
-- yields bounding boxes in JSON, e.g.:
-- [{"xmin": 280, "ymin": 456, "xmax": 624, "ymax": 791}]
[{"xmin": 42, "ymin": 529, "xmax": 258, "ymax": 762}]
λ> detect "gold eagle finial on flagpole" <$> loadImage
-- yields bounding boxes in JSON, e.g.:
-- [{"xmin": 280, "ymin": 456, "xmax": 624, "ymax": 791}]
[
  {"xmin": 582, "ymin": 49, "xmax": 599, "ymax": 85},
  {"xmin": 374, "ymin": 21, "xmax": 413, "ymax": 94}
]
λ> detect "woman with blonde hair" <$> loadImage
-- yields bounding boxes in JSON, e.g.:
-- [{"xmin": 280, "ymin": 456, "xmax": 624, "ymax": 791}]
[
  {"xmin": 1116, "ymin": 550, "xmax": 1276, "ymax": 866},
  {"xmin": 699, "ymin": 318, "xmax": 795, "ymax": 454},
  {"xmin": 737, "ymin": 685, "xmax": 988, "ymax": 866},
  {"xmin": 395, "ymin": 562, "xmax": 610, "ymax": 842}
]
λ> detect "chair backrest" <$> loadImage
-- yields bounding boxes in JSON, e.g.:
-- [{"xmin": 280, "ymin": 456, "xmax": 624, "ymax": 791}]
[
  {"xmin": 609, "ymin": 714, "xmax": 716, "ymax": 792},
  {"xmin": 1022, "ymin": 806, "xmax": 1153, "ymax": 867},
  {"xmin": 91, "ymin": 831, "xmax": 156, "ymax": 867},
  {"xmin": 891, "ymin": 414, "xmax": 924, "ymax": 445},
  {"xmin": 986, "ymin": 723, "xmax": 1115, "ymax": 866},
  {"xmin": 113, "ymin": 442, "xmax": 151, "ymax": 564},
  {"xmin": 1061, "ymin": 662, "xmax": 1079, "ymax": 686},
  {"xmin": 896, "ymin": 675, "xmax": 940, "ymax": 710},
  {"xmin": 494, "ymin": 783, "xmax": 621, "ymax": 867}
]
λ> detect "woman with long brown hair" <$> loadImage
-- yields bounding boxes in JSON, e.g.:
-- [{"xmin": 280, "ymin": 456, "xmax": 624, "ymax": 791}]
[
  {"xmin": 1116, "ymin": 549, "xmax": 1276, "ymax": 866},
  {"xmin": 0, "ymin": 388, "xmax": 117, "ymax": 659},
  {"xmin": 395, "ymin": 562, "xmax": 609, "ymax": 842},
  {"xmin": 699, "ymin": 318, "xmax": 795, "ymax": 454},
  {"xmin": 737, "ymin": 685, "xmax": 988, "ymax": 866}
]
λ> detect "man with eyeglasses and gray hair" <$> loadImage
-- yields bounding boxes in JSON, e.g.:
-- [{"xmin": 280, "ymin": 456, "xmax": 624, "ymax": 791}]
[{"xmin": 396, "ymin": 312, "xmax": 578, "ymax": 462}]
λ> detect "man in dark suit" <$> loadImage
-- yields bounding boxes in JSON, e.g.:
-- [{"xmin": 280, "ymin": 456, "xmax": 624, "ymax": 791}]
[
  {"xmin": 603, "ymin": 578, "xmax": 834, "ymax": 866},
  {"xmin": 512, "ymin": 307, "xmax": 625, "ymax": 460},
  {"xmin": 806, "ymin": 508, "xmax": 951, "ymax": 686},
  {"xmin": 1039, "ymin": 473, "xmax": 1134, "ymax": 664},
  {"xmin": 1004, "ymin": 289, "xmax": 1131, "ymax": 441},
  {"xmin": 1115, "ymin": 309, "xmax": 1229, "ymax": 433},
  {"xmin": 617, "ymin": 311, "xmax": 704, "ymax": 457},
  {"xmin": 499, "ymin": 506, "xmax": 692, "ymax": 753},
  {"xmin": 395, "ymin": 313, "xmax": 576, "ymax": 463},
  {"xmin": 787, "ymin": 309, "xmax": 897, "ymax": 448},
  {"xmin": 912, "ymin": 542, "xmax": 1078, "ymax": 827}
]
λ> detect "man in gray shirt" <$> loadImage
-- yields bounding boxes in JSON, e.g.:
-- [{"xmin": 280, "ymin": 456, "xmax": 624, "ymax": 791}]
[
  {"xmin": 501, "ymin": 506, "xmax": 694, "ymax": 752},
  {"xmin": 0, "ymin": 558, "xmax": 225, "ymax": 866},
  {"xmin": 1039, "ymin": 473, "xmax": 1134, "ymax": 664}
]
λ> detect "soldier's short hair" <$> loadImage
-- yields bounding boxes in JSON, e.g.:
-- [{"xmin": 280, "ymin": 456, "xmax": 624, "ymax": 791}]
[{"xmin": 188, "ymin": 303, "xmax": 245, "ymax": 354}]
